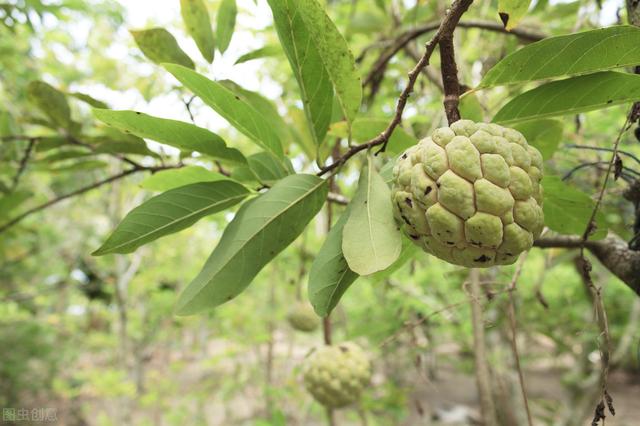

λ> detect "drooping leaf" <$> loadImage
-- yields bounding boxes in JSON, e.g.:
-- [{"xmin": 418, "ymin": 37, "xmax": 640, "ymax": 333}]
[
  {"xmin": 342, "ymin": 156, "xmax": 402, "ymax": 275},
  {"xmin": 93, "ymin": 109, "xmax": 246, "ymax": 165},
  {"xmin": 231, "ymin": 152, "xmax": 292, "ymax": 186},
  {"xmin": 298, "ymin": 0, "xmax": 362, "ymax": 126},
  {"xmin": 93, "ymin": 181, "xmax": 250, "ymax": 255},
  {"xmin": 266, "ymin": 0, "xmax": 333, "ymax": 146},
  {"xmin": 308, "ymin": 208, "xmax": 359, "ymax": 317},
  {"xmin": 497, "ymin": 0, "xmax": 532, "ymax": 31},
  {"xmin": 180, "ymin": 0, "xmax": 216, "ymax": 62},
  {"xmin": 513, "ymin": 119, "xmax": 563, "ymax": 160},
  {"xmin": 164, "ymin": 64, "xmax": 285, "ymax": 160},
  {"xmin": 140, "ymin": 166, "xmax": 229, "ymax": 191},
  {"xmin": 26, "ymin": 81, "xmax": 72, "ymax": 129},
  {"xmin": 219, "ymin": 80, "xmax": 291, "ymax": 144},
  {"xmin": 234, "ymin": 45, "xmax": 281, "ymax": 64},
  {"xmin": 175, "ymin": 174, "xmax": 328, "ymax": 314},
  {"xmin": 131, "ymin": 28, "xmax": 194, "ymax": 69},
  {"xmin": 493, "ymin": 71, "xmax": 640, "ymax": 124},
  {"xmin": 216, "ymin": 0, "xmax": 237, "ymax": 54},
  {"xmin": 541, "ymin": 176, "xmax": 607, "ymax": 239},
  {"xmin": 69, "ymin": 92, "xmax": 109, "ymax": 109},
  {"xmin": 328, "ymin": 118, "xmax": 417, "ymax": 155},
  {"xmin": 480, "ymin": 26, "xmax": 640, "ymax": 88}
]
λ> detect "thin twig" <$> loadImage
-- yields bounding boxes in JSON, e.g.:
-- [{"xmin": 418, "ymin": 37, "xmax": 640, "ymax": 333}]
[
  {"xmin": 11, "ymin": 137, "xmax": 36, "ymax": 190},
  {"xmin": 566, "ymin": 144, "xmax": 640, "ymax": 166},
  {"xmin": 0, "ymin": 164, "xmax": 180, "ymax": 234},
  {"xmin": 317, "ymin": 0, "xmax": 474, "ymax": 176}
]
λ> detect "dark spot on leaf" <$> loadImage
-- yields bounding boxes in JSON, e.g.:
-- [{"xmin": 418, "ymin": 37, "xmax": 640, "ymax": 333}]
[
  {"xmin": 424, "ymin": 186, "xmax": 432, "ymax": 195},
  {"xmin": 409, "ymin": 234, "xmax": 419, "ymax": 240},
  {"xmin": 136, "ymin": 111, "xmax": 141, "ymax": 115},
  {"xmin": 607, "ymin": 99, "xmax": 613, "ymax": 104},
  {"xmin": 499, "ymin": 12, "xmax": 509, "ymax": 28},
  {"xmin": 446, "ymin": 241, "xmax": 455, "ymax": 245},
  {"xmin": 234, "ymin": 95, "xmax": 240, "ymax": 100},
  {"xmin": 474, "ymin": 254, "xmax": 491, "ymax": 263},
  {"xmin": 405, "ymin": 197, "xmax": 413, "ymax": 207},
  {"xmin": 227, "ymin": 295, "xmax": 233, "ymax": 300}
]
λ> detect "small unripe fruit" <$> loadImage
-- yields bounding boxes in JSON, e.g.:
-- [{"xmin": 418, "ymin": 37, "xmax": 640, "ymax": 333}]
[
  {"xmin": 303, "ymin": 342, "xmax": 371, "ymax": 408},
  {"xmin": 391, "ymin": 120, "xmax": 544, "ymax": 267},
  {"xmin": 287, "ymin": 302, "xmax": 320, "ymax": 332}
]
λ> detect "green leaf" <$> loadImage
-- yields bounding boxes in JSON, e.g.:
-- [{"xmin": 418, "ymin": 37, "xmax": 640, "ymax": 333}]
[
  {"xmin": 369, "ymin": 236, "xmax": 420, "ymax": 283},
  {"xmin": 541, "ymin": 176, "xmax": 607, "ymax": 239},
  {"xmin": 497, "ymin": 0, "xmax": 532, "ymax": 31},
  {"xmin": 180, "ymin": 0, "xmax": 216, "ymax": 63},
  {"xmin": 459, "ymin": 93, "xmax": 485, "ymax": 122},
  {"xmin": 26, "ymin": 81, "xmax": 72, "ymax": 129},
  {"xmin": 93, "ymin": 109, "xmax": 245, "ymax": 165},
  {"xmin": 298, "ymin": 0, "xmax": 362, "ymax": 126},
  {"xmin": 93, "ymin": 180, "xmax": 250, "ymax": 255},
  {"xmin": 234, "ymin": 45, "xmax": 281, "ymax": 64},
  {"xmin": 308, "ymin": 209, "xmax": 359, "ymax": 317},
  {"xmin": 69, "ymin": 92, "xmax": 109, "ymax": 109},
  {"xmin": 131, "ymin": 28, "xmax": 194, "ymax": 69},
  {"xmin": 164, "ymin": 64, "xmax": 285, "ymax": 160},
  {"xmin": 175, "ymin": 174, "xmax": 328, "ymax": 314},
  {"xmin": 0, "ymin": 191, "xmax": 31, "ymax": 218},
  {"xmin": 480, "ymin": 26, "xmax": 640, "ymax": 88},
  {"xmin": 513, "ymin": 119, "xmax": 563, "ymax": 160},
  {"xmin": 493, "ymin": 71, "xmax": 640, "ymax": 124},
  {"xmin": 219, "ymin": 80, "xmax": 291, "ymax": 145},
  {"xmin": 216, "ymin": 0, "xmax": 237, "ymax": 54},
  {"xmin": 266, "ymin": 0, "xmax": 333, "ymax": 146},
  {"xmin": 328, "ymin": 118, "xmax": 417, "ymax": 155},
  {"xmin": 140, "ymin": 166, "xmax": 229, "ymax": 191},
  {"xmin": 342, "ymin": 156, "xmax": 402, "ymax": 275},
  {"xmin": 93, "ymin": 139, "xmax": 159, "ymax": 158},
  {"xmin": 230, "ymin": 152, "xmax": 292, "ymax": 186}
]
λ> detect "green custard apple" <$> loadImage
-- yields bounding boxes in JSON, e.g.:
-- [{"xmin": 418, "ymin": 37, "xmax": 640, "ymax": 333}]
[
  {"xmin": 303, "ymin": 342, "xmax": 372, "ymax": 408},
  {"xmin": 391, "ymin": 120, "xmax": 544, "ymax": 267},
  {"xmin": 287, "ymin": 302, "xmax": 320, "ymax": 332}
]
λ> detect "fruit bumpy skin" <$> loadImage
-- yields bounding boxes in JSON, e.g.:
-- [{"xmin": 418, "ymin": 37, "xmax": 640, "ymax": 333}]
[
  {"xmin": 287, "ymin": 302, "xmax": 320, "ymax": 332},
  {"xmin": 303, "ymin": 342, "xmax": 372, "ymax": 408},
  {"xmin": 391, "ymin": 120, "xmax": 544, "ymax": 267}
]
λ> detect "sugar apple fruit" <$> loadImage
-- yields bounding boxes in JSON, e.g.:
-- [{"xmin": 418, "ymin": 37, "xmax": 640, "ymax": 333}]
[
  {"xmin": 303, "ymin": 342, "xmax": 371, "ymax": 408},
  {"xmin": 391, "ymin": 120, "xmax": 544, "ymax": 267},
  {"xmin": 287, "ymin": 302, "xmax": 320, "ymax": 332}
]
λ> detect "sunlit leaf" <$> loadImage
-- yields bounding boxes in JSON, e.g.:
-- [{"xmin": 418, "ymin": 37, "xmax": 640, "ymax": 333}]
[
  {"xmin": 131, "ymin": 28, "xmax": 194, "ymax": 69},
  {"xmin": 267, "ymin": 0, "xmax": 333, "ymax": 146},
  {"xmin": 497, "ymin": 0, "xmax": 532, "ymax": 31},
  {"xmin": 180, "ymin": 0, "xmax": 215, "ymax": 62},
  {"xmin": 308, "ymin": 209, "xmax": 359, "ymax": 317},
  {"xmin": 93, "ymin": 109, "xmax": 246, "ymax": 165},
  {"xmin": 93, "ymin": 180, "xmax": 250, "ymax": 255},
  {"xmin": 342, "ymin": 156, "xmax": 402, "ymax": 275},
  {"xmin": 26, "ymin": 81, "xmax": 72, "ymax": 129},
  {"xmin": 175, "ymin": 174, "xmax": 328, "ymax": 314},
  {"xmin": 164, "ymin": 64, "xmax": 285, "ymax": 160},
  {"xmin": 493, "ymin": 71, "xmax": 640, "ymax": 124},
  {"xmin": 140, "ymin": 166, "xmax": 229, "ymax": 191},
  {"xmin": 216, "ymin": 0, "xmax": 237, "ymax": 54},
  {"xmin": 234, "ymin": 45, "xmax": 281, "ymax": 65},
  {"xmin": 480, "ymin": 26, "xmax": 640, "ymax": 88}
]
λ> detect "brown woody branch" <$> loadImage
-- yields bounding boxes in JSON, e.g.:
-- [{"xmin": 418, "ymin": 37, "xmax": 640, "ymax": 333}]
[
  {"xmin": 317, "ymin": 0, "xmax": 475, "ymax": 176},
  {"xmin": 534, "ymin": 234, "xmax": 640, "ymax": 297},
  {"xmin": 438, "ymin": 33, "xmax": 461, "ymax": 124}
]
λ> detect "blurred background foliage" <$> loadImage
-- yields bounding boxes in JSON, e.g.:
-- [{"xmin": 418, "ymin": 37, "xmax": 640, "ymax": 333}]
[{"xmin": 1, "ymin": 0, "xmax": 640, "ymax": 425}]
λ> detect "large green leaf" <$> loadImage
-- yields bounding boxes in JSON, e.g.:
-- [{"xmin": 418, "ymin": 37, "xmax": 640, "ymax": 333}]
[
  {"xmin": 141, "ymin": 166, "xmax": 229, "ymax": 191},
  {"xmin": 131, "ymin": 28, "xmax": 194, "ymax": 69},
  {"xmin": 216, "ymin": 0, "xmax": 237, "ymax": 53},
  {"xmin": 93, "ymin": 181, "xmax": 250, "ymax": 255},
  {"xmin": 308, "ymin": 209, "xmax": 359, "ymax": 317},
  {"xmin": 328, "ymin": 118, "xmax": 417, "ymax": 155},
  {"xmin": 175, "ymin": 174, "xmax": 328, "ymax": 314},
  {"xmin": 493, "ymin": 71, "xmax": 640, "ymax": 124},
  {"xmin": 542, "ymin": 176, "xmax": 607, "ymax": 239},
  {"xmin": 93, "ymin": 109, "xmax": 245, "ymax": 165},
  {"xmin": 513, "ymin": 119, "xmax": 563, "ymax": 160},
  {"xmin": 231, "ymin": 152, "xmax": 292, "ymax": 186},
  {"xmin": 164, "ymin": 64, "xmax": 285, "ymax": 160},
  {"xmin": 26, "ymin": 81, "xmax": 72, "ymax": 129},
  {"xmin": 234, "ymin": 45, "xmax": 282, "ymax": 65},
  {"xmin": 342, "ymin": 156, "xmax": 402, "ymax": 275},
  {"xmin": 497, "ymin": 0, "xmax": 532, "ymax": 31},
  {"xmin": 298, "ymin": 0, "xmax": 362, "ymax": 126},
  {"xmin": 180, "ymin": 0, "xmax": 215, "ymax": 62},
  {"xmin": 480, "ymin": 26, "xmax": 640, "ymax": 88},
  {"xmin": 267, "ymin": 0, "xmax": 333, "ymax": 146}
]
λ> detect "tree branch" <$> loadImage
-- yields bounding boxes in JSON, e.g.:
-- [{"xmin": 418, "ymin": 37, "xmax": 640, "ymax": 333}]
[
  {"xmin": 317, "ymin": 0, "xmax": 475, "ymax": 176},
  {"xmin": 11, "ymin": 137, "xmax": 36, "ymax": 190},
  {"xmin": 438, "ymin": 33, "xmax": 461, "ymax": 124},
  {"xmin": 0, "ymin": 165, "xmax": 180, "ymax": 235}
]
